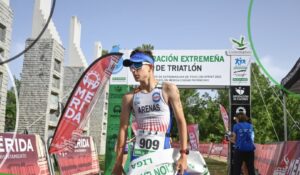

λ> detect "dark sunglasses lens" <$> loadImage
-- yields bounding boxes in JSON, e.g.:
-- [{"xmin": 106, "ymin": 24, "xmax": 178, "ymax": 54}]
[{"xmin": 133, "ymin": 62, "xmax": 143, "ymax": 69}]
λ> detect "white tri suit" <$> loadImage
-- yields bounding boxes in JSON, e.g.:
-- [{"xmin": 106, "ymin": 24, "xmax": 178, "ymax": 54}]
[{"xmin": 131, "ymin": 83, "xmax": 173, "ymax": 160}]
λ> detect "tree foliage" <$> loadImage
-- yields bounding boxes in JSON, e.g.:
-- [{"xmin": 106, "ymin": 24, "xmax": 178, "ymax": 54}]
[
  {"xmin": 5, "ymin": 76, "xmax": 20, "ymax": 132},
  {"xmin": 135, "ymin": 44, "xmax": 154, "ymax": 51}
]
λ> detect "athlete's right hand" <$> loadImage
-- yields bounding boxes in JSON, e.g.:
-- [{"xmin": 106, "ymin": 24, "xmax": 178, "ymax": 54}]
[{"xmin": 112, "ymin": 163, "xmax": 123, "ymax": 175}]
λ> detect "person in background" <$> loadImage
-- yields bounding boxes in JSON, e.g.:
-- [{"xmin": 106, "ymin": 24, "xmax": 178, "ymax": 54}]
[
  {"xmin": 114, "ymin": 137, "xmax": 135, "ymax": 168},
  {"xmin": 229, "ymin": 112, "xmax": 256, "ymax": 175}
]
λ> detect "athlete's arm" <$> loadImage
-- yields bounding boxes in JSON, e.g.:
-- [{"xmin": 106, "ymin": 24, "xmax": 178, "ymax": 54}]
[
  {"xmin": 164, "ymin": 82, "xmax": 188, "ymax": 174},
  {"xmin": 112, "ymin": 93, "xmax": 132, "ymax": 175}
]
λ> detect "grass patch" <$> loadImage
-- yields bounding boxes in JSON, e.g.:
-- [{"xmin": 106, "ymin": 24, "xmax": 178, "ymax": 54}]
[
  {"xmin": 204, "ymin": 157, "xmax": 228, "ymax": 175},
  {"xmin": 99, "ymin": 155, "xmax": 106, "ymax": 171}
]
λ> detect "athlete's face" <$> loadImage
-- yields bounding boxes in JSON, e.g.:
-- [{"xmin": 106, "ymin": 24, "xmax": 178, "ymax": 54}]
[{"xmin": 130, "ymin": 62, "xmax": 153, "ymax": 82}]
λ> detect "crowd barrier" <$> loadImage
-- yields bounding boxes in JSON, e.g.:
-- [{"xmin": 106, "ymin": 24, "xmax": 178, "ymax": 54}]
[
  {"xmin": 255, "ymin": 141, "xmax": 300, "ymax": 175},
  {"xmin": 0, "ymin": 133, "xmax": 50, "ymax": 175},
  {"xmin": 2, "ymin": 133, "xmax": 299, "ymax": 175},
  {"xmin": 0, "ymin": 133, "xmax": 100, "ymax": 175},
  {"xmin": 173, "ymin": 142, "xmax": 229, "ymax": 158},
  {"xmin": 55, "ymin": 136, "xmax": 100, "ymax": 175},
  {"xmin": 174, "ymin": 141, "xmax": 300, "ymax": 174}
]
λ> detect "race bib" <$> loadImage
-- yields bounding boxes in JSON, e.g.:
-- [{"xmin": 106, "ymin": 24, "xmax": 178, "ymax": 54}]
[{"xmin": 133, "ymin": 130, "xmax": 166, "ymax": 157}]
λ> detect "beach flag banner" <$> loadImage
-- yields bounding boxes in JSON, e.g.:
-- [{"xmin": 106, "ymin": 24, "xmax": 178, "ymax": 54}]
[
  {"xmin": 219, "ymin": 104, "xmax": 229, "ymax": 131},
  {"xmin": 49, "ymin": 53, "xmax": 122, "ymax": 154}
]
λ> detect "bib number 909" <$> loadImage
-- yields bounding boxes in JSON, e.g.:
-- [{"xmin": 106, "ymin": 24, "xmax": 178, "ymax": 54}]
[{"xmin": 139, "ymin": 138, "xmax": 159, "ymax": 150}]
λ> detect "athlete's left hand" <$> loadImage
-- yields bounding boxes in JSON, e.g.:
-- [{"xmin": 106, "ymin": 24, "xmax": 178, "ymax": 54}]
[{"xmin": 176, "ymin": 154, "xmax": 187, "ymax": 175}]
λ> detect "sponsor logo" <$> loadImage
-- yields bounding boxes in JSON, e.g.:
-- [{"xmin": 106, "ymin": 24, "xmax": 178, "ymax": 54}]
[
  {"xmin": 112, "ymin": 77, "xmax": 126, "ymax": 81},
  {"xmin": 152, "ymin": 92, "xmax": 161, "ymax": 102},
  {"xmin": 134, "ymin": 96, "xmax": 141, "ymax": 106},
  {"xmin": 112, "ymin": 57, "xmax": 124, "ymax": 74},
  {"xmin": 0, "ymin": 136, "xmax": 34, "ymax": 153},
  {"xmin": 65, "ymin": 86, "xmax": 96, "ymax": 124},
  {"xmin": 234, "ymin": 69, "xmax": 246, "ymax": 74},
  {"xmin": 113, "ymin": 105, "xmax": 121, "ymax": 114},
  {"xmin": 235, "ymin": 87, "xmax": 245, "ymax": 95},
  {"xmin": 232, "ymin": 57, "xmax": 249, "ymax": 84},
  {"xmin": 234, "ymin": 58, "xmax": 246, "ymax": 66},
  {"xmin": 114, "ymin": 86, "xmax": 123, "ymax": 92},
  {"xmin": 236, "ymin": 106, "xmax": 246, "ymax": 114},
  {"xmin": 74, "ymin": 138, "xmax": 90, "ymax": 149},
  {"xmin": 231, "ymin": 36, "xmax": 248, "ymax": 50},
  {"xmin": 231, "ymin": 86, "xmax": 250, "ymax": 104},
  {"xmin": 83, "ymin": 71, "xmax": 101, "ymax": 89},
  {"xmin": 274, "ymin": 154, "xmax": 300, "ymax": 174}
]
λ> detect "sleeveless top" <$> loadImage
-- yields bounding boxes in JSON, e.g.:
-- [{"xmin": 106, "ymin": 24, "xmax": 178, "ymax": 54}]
[{"xmin": 131, "ymin": 83, "xmax": 173, "ymax": 160}]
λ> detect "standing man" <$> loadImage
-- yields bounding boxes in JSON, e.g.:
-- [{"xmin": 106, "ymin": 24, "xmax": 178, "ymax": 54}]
[
  {"xmin": 112, "ymin": 48, "xmax": 188, "ymax": 175},
  {"xmin": 230, "ymin": 112, "xmax": 255, "ymax": 175}
]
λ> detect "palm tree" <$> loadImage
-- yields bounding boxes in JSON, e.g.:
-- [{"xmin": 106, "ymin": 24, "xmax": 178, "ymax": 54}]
[{"xmin": 135, "ymin": 44, "xmax": 154, "ymax": 51}]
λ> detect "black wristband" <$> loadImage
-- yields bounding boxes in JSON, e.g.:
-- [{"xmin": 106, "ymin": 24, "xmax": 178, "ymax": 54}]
[{"xmin": 179, "ymin": 149, "xmax": 189, "ymax": 155}]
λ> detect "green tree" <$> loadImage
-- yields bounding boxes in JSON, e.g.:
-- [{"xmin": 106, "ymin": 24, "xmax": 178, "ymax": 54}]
[
  {"xmin": 5, "ymin": 90, "xmax": 16, "ymax": 132},
  {"xmin": 102, "ymin": 49, "xmax": 108, "ymax": 55},
  {"xmin": 285, "ymin": 94, "xmax": 300, "ymax": 140},
  {"xmin": 248, "ymin": 63, "xmax": 300, "ymax": 143},
  {"xmin": 250, "ymin": 63, "xmax": 283, "ymax": 143},
  {"xmin": 5, "ymin": 76, "xmax": 20, "ymax": 132},
  {"xmin": 135, "ymin": 44, "xmax": 154, "ymax": 51}
]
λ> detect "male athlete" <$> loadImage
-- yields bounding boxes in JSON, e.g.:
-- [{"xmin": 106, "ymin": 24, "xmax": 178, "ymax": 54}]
[{"xmin": 112, "ymin": 48, "xmax": 188, "ymax": 175}]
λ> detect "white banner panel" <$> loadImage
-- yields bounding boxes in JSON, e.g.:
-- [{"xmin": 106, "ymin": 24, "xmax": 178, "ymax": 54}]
[
  {"xmin": 230, "ymin": 56, "xmax": 251, "ymax": 86},
  {"xmin": 111, "ymin": 50, "xmax": 231, "ymax": 87}
]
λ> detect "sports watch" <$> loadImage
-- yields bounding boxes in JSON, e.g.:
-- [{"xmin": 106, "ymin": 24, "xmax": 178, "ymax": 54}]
[{"xmin": 179, "ymin": 149, "xmax": 189, "ymax": 155}]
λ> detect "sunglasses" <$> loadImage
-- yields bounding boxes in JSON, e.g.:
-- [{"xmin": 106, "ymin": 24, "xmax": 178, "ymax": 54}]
[{"xmin": 130, "ymin": 62, "xmax": 151, "ymax": 70}]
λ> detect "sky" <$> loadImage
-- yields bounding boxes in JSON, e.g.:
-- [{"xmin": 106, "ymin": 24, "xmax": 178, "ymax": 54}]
[{"xmin": 6, "ymin": 0, "xmax": 300, "ymax": 86}]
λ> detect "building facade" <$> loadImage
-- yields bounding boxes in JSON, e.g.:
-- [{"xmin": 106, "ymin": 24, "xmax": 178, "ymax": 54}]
[
  {"xmin": 18, "ymin": 0, "xmax": 64, "ymax": 141},
  {"xmin": 18, "ymin": 38, "xmax": 64, "ymax": 140},
  {"xmin": 0, "ymin": 0, "xmax": 13, "ymax": 132}
]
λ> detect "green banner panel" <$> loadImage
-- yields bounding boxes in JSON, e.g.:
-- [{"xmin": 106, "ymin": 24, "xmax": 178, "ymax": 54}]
[{"xmin": 104, "ymin": 85, "xmax": 132, "ymax": 175}]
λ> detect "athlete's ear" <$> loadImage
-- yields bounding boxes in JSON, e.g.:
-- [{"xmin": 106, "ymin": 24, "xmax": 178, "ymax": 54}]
[{"xmin": 150, "ymin": 64, "xmax": 154, "ymax": 71}]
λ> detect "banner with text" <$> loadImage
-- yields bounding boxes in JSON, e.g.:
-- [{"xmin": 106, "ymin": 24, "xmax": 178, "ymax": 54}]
[
  {"xmin": 254, "ymin": 143, "xmax": 283, "ymax": 175},
  {"xmin": 227, "ymin": 50, "xmax": 252, "ymax": 86},
  {"xmin": 49, "ymin": 53, "xmax": 122, "ymax": 154},
  {"xmin": 0, "ymin": 133, "xmax": 50, "ymax": 175},
  {"xmin": 111, "ymin": 50, "xmax": 232, "ymax": 87},
  {"xmin": 128, "ymin": 148, "xmax": 209, "ymax": 175},
  {"xmin": 56, "ymin": 136, "xmax": 100, "ymax": 175},
  {"xmin": 230, "ymin": 86, "xmax": 250, "ymax": 104},
  {"xmin": 268, "ymin": 141, "xmax": 300, "ymax": 175}
]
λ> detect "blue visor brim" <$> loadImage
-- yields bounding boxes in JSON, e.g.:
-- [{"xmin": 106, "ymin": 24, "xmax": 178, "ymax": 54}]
[{"xmin": 123, "ymin": 53, "xmax": 154, "ymax": 67}]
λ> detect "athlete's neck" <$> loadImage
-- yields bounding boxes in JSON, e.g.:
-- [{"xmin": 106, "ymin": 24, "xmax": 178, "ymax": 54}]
[{"xmin": 139, "ymin": 78, "xmax": 157, "ymax": 93}]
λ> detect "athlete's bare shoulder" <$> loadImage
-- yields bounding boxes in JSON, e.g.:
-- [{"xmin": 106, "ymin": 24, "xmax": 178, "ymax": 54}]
[
  {"xmin": 122, "ymin": 86, "xmax": 141, "ymax": 105},
  {"xmin": 161, "ymin": 81, "xmax": 180, "ymax": 104},
  {"xmin": 162, "ymin": 81, "xmax": 179, "ymax": 94},
  {"xmin": 123, "ymin": 91, "xmax": 133, "ymax": 99}
]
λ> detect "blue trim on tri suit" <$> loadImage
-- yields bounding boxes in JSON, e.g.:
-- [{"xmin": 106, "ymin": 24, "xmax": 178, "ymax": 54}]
[{"xmin": 164, "ymin": 106, "xmax": 173, "ymax": 149}]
